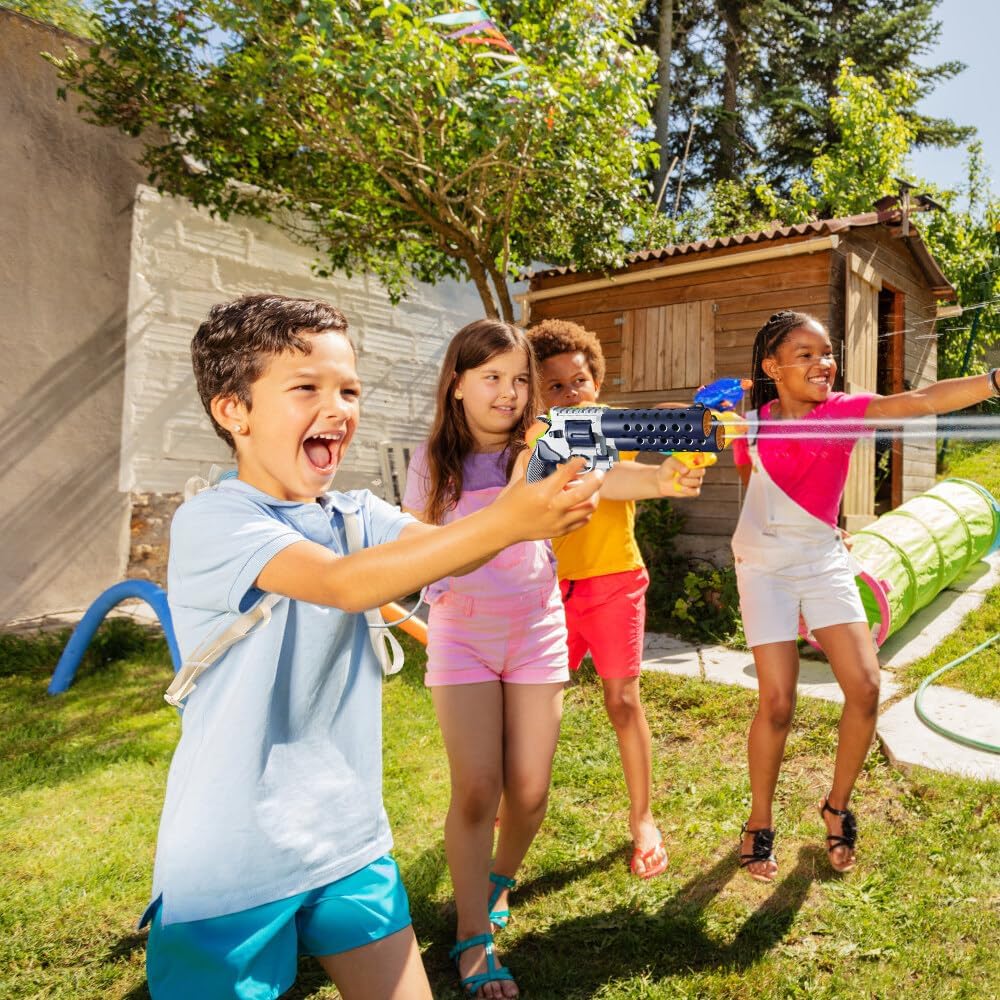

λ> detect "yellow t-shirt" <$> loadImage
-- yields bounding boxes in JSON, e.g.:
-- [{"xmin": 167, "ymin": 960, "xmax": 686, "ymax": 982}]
[{"xmin": 551, "ymin": 451, "xmax": 645, "ymax": 581}]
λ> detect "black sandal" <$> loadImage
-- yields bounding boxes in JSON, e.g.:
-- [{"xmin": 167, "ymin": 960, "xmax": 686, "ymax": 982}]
[
  {"xmin": 820, "ymin": 798, "xmax": 857, "ymax": 872},
  {"xmin": 739, "ymin": 821, "xmax": 777, "ymax": 882}
]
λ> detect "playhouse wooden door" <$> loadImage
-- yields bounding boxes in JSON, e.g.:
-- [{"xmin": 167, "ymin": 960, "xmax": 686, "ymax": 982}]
[
  {"xmin": 618, "ymin": 300, "xmax": 716, "ymax": 400},
  {"xmin": 842, "ymin": 253, "xmax": 882, "ymax": 531}
]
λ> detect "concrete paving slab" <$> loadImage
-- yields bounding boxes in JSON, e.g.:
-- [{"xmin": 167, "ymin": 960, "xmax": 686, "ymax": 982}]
[
  {"xmin": 878, "ymin": 552, "xmax": 1000, "ymax": 670},
  {"xmin": 878, "ymin": 688, "xmax": 1000, "ymax": 781},
  {"xmin": 795, "ymin": 656, "xmax": 901, "ymax": 704},
  {"xmin": 641, "ymin": 632, "xmax": 701, "ymax": 677},
  {"xmin": 879, "ymin": 589, "xmax": 995, "ymax": 669},
  {"xmin": 946, "ymin": 550, "xmax": 1000, "ymax": 595},
  {"xmin": 699, "ymin": 645, "xmax": 901, "ymax": 704},
  {"xmin": 700, "ymin": 646, "xmax": 759, "ymax": 691},
  {"xmin": 4, "ymin": 599, "xmax": 161, "ymax": 634}
]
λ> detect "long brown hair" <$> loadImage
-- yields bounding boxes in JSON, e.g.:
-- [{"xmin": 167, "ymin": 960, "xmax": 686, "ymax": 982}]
[
  {"xmin": 749, "ymin": 309, "xmax": 822, "ymax": 410},
  {"xmin": 424, "ymin": 319, "xmax": 541, "ymax": 524}
]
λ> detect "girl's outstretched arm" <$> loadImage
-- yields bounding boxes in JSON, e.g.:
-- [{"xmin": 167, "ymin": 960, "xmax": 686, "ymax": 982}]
[
  {"xmin": 865, "ymin": 369, "xmax": 999, "ymax": 420},
  {"xmin": 256, "ymin": 458, "xmax": 602, "ymax": 612}
]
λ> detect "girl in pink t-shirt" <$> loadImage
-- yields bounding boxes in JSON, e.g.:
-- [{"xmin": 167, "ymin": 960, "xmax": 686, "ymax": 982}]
[{"xmin": 733, "ymin": 310, "xmax": 1000, "ymax": 882}]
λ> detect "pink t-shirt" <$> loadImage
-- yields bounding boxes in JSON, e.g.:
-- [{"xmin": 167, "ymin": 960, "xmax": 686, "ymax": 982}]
[{"xmin": 732, "ymin": 391, "xmax": 876, "ymax": 526}]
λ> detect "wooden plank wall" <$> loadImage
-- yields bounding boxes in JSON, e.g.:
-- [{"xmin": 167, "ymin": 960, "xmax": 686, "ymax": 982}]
[
  {"xmin": 841, "ymin": 252, "xmax": 881, "ymax": 530},
  {"xmin": 529, "ymin": 243, "xmax": 835, "ymax": 542},
  {"xmin": 831, "ymin": 230, "xmax": 939, "ymax": 501}
]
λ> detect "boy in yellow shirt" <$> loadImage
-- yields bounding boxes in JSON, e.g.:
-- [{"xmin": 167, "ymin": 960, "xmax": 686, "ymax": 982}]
[{"xmin": 527, "ymin": 319, "xmax": 699, "ymax": 878}]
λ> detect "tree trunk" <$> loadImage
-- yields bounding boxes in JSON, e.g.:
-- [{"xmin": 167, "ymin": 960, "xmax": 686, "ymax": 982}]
[
  {"xmin": 652, "ymin": 0, "xmax": 674, "ymax": 208},
  {"xmin": 463, "ymin": 253, "xmax": 501, "ymax": 320},
  {"xmin": 716, "ymin": 0, "xmax": 743, "ymax": 181},
  {"xmin": 484, "ymin": 258, "xmax": 517, "ymax": 324}
]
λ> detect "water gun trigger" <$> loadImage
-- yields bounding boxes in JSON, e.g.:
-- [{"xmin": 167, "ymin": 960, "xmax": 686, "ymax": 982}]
[{"xmin": 671, "ymin": 451, "xmax": 718, "ymax": 470}]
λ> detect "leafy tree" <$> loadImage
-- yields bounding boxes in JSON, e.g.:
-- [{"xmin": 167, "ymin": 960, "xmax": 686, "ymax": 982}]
[
  {"xmin": 5, "ymin": 0, "xmax": 95, "ymax": 37},
  {"xmin": 52, "ymin": 0, "xmax": 656, "ymax": 321},
  {"xmin": 752, "ymin": 60, "xmax": 917, "ymax": 222},
  {"xmin": 920, "ymin": 146, "xmax": 1000, "ymax": 381}
]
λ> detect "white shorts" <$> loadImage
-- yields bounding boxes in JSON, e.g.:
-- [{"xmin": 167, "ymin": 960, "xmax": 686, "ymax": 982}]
[{"xmin": 735, "ymin": 551, "xmax": 867, "ymax": 648}]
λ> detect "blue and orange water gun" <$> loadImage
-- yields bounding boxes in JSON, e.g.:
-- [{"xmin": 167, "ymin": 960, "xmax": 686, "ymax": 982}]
[{"xmin": 669, "ymin": 377, "xmax": 751, "ymax": 470}]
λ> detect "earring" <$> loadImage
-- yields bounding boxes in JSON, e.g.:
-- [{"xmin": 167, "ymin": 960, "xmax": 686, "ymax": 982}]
[
  {"xmin": 455, "ymin": 391, "xmax": 463, "ymax": 400},
  {"xmin": 233, "ymin": 424, "xmax": 242, "ymax": 433}
]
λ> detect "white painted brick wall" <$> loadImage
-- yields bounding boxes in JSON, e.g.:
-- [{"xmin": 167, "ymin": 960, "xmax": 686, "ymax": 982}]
[{"xmin": 121, "ymin": 185, "xmax": 484, "ymax": 496}]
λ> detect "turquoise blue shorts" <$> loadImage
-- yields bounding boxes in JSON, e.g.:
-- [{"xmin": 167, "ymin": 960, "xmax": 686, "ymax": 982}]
[{"xmin": 146, "ymin": 854, "xmax": 411, "ymax": 1000}]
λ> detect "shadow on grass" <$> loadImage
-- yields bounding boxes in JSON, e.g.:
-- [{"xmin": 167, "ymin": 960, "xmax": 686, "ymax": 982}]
[
  {"xmin": 108, "ymin": 844, "xmax": 818, "ymax": 1000},
  {"xmin": 474, "ymin": 844, "xmax": 821, "ymax": 999}
]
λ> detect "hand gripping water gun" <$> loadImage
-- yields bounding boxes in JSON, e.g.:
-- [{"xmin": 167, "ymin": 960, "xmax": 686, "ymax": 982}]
[
  {"xmin": 525, "ymin": 377, "xmax": 750, "ymax": 483},
  {"xmin": 669, "ymin": 377, "xmax": 751, "ymax": 470}
]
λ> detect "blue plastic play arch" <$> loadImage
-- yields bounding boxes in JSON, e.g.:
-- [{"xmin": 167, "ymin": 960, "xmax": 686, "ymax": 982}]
[{"xmin": 47, "ymin": 580, "xmax": 181, "ymax": 695}]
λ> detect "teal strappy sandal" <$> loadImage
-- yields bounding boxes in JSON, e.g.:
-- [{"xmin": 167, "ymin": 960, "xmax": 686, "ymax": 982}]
[
  {"xmin": 488, "ymin": 871, "xmax": 516, "ymax": 929},
  {"xmin": 449, "ymin": 932, "xmax": 515, "ymax": 996}
]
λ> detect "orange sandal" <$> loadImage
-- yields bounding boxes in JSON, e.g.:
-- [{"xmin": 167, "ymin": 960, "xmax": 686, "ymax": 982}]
[{"xmin": 630, "ymin": 838, "xmax": 668, "ymax": 879}]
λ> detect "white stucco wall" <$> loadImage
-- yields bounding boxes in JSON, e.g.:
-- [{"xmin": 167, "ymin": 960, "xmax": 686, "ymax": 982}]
[{"xmin": 122, "ymin": 185, "xmax": 484, "ymax": 496}]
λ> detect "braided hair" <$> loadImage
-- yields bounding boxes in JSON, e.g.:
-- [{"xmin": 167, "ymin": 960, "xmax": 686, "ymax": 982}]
[{"xmin": 749, "ymin": 310, "xmax": 822, "ymax": 410}]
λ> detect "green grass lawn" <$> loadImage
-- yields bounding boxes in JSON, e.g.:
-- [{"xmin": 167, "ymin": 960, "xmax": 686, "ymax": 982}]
[{"xmin": 2, "ymin": 623, "xmax": 998, "ymax": 999}]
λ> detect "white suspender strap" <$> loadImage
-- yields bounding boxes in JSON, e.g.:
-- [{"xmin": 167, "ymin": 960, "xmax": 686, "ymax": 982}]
[
  {"xmin": 164, "ymin": 592, "xmax": 282, "ymax": 707},
  {"xmin": 342, "ymin": 509, "xmax": 405, "ymax": 676},
  {"xmin": 162, "ymin": 501, "xmax": 405, "ymax": 706}
]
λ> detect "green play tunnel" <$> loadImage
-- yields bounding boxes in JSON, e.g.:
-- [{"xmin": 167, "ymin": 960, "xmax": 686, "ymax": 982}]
[{"xmin": 848, "ymin": 478, "xmax": 1000, "ymax": 646}]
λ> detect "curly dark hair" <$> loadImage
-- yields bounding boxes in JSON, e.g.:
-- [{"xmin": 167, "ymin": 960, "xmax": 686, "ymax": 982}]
[
  {"xmin": 424, "ymin": 319, "xmax": 541, "ymax": 525},
  {"xmin": 191, "ymin": 294, "xmax": 352, "ymax": 448},
  {"xmin": 749, "ymin": 310, "xmax": 823, "ymax": 410},
  {"xmin": 526, "ymin": 318, "xmax": 606, "ymax": 387}
]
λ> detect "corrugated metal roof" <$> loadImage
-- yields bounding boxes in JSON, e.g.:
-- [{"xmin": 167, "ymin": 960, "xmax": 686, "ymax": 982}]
[{"xmin": 523, "ymin": 211, "xmax": 956, "ymax": 300}]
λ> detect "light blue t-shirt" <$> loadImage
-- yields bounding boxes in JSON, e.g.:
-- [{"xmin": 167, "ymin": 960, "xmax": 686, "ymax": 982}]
[{"xmin": 148, "ymin": 479, "xmax": 415, "ymax": 925}]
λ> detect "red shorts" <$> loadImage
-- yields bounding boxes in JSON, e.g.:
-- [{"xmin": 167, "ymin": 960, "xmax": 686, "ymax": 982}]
[{"xmin": 559, "ymin": 567, "xmax": 649, "ymax": 679}]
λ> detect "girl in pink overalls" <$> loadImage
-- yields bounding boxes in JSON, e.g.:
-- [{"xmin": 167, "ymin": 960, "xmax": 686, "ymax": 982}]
[
  {"xmin": 403, "ymin": 319, "xmax": 571, "ymax": 999},
  {"xmin": 733, "ymin": 310, "xmax": 1000, "ymax": 883}
]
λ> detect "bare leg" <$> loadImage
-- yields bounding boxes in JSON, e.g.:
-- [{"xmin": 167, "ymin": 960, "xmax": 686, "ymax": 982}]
[
  {"xmin": 431, "ymin": 682, "xmax": 517, "ymax": 999},
  {"xmin": 742, "ymin": 640, "xmax": 799, "ymax": 880},
  {"xmin": 491, "ymin": 682, "xmax": 564, "ymax": 917},
  {"xmin": 317, "ymin": 925, "xmax": 431, "ymax": 1000},
  {"xmin": 811, "ymin": 621, "xmax": 881, "ymax": 871},
  {"xmin": 600, "ymin": 675, "xmax": 663, "ymax": 871}
]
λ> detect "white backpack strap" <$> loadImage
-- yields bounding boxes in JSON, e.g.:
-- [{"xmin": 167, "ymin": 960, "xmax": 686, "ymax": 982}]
[
  {"xmin": 342, "ymin": 508, "xmax": 404, "ymax": 676},
  {"xmin": 164, "ymin": 593, "xmax": 282, "ymax": 706}
]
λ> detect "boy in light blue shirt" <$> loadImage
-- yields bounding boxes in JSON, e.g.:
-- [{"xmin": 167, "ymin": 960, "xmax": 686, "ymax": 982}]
[{"xmin": 142, "ymin": 294, "xmax": 602, "ymax": 1000}]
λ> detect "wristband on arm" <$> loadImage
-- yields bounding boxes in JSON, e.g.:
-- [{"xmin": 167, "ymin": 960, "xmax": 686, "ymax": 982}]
[{"xmin": 990, "ymin": 368, "xmax": 1000, "ymax": 396}]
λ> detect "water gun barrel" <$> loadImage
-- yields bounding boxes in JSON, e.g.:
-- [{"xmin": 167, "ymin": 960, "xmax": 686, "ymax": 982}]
[{"xmin": 562, "ymin": 405, "xmax": 723, "ymax": 453}]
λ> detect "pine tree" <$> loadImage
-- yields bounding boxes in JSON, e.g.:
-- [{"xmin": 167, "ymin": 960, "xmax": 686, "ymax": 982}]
[{"xmin": 754, "ymin": 0, "xmax": 971, "ymax": 188}]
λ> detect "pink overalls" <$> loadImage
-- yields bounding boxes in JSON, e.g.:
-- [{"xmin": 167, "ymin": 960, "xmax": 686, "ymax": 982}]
[
  {"xmin": 733, "ymin": 410, "xmax": 867, "ymax": 648},
  {"xmin": 424, "ymin": 484, "xmax": 570, "ymax": 687}
]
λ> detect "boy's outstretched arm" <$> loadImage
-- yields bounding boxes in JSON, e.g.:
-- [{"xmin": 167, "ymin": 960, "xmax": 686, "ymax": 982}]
[
  {"xmin": 256, "ymin": 458, "xmax": 602, "ymax": 612},
  {"xmin": 865, "ymin": 370, "xmax": 999, "ymax": 420}
]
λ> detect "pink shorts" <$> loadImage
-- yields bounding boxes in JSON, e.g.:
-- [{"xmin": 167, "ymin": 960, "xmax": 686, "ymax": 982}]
[
  {"xmin": 424, "ymin": 584, "xmax": 570, "ymax": 687},
  {"xmin": 559, "ymin": 567, "xmax": 649, "ymax": 679}
]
